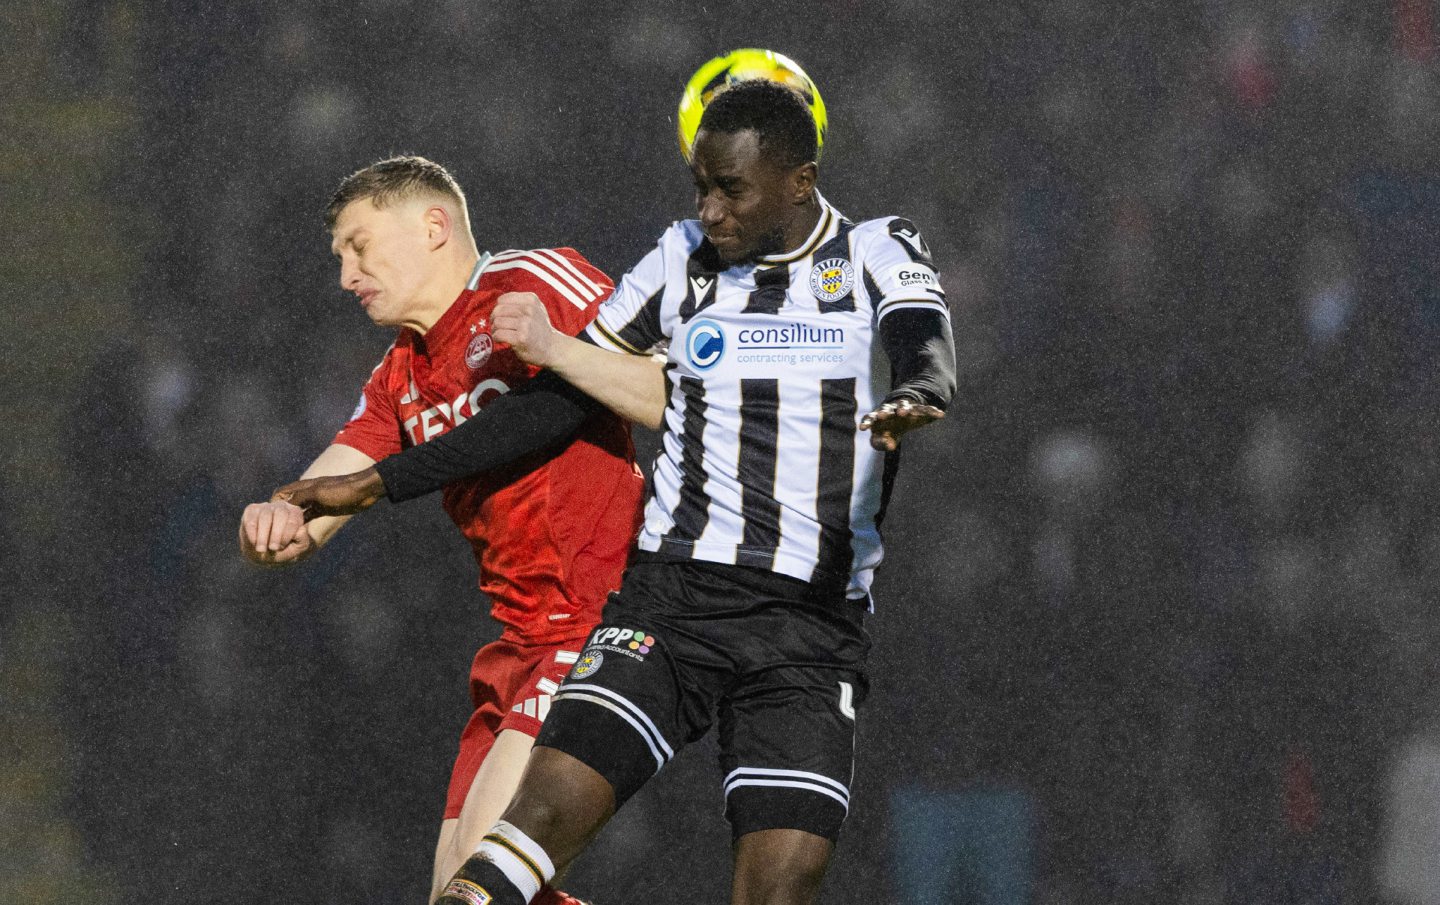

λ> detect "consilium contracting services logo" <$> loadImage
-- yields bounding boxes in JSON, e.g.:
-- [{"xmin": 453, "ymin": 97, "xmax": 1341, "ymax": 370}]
[
  {"xmin": 732, "ymin": 320, "xmax": 847, "ymax": 366},
  {"xmin": 686, "ymin": 318, "xmax": 725, "ymax": 371}
]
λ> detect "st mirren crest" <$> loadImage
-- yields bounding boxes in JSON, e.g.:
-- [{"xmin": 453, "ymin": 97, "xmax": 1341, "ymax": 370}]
[
  {"xmin": 809, "ymin": 257, "xmax": 855, "ymax": 303},
  {"xmin": 571, "ymin": 650, "xmax": 604, "ymax": 679},
  {"xmin": 464, "ymin": 331, "xmax": 493, "ymax": 370}
]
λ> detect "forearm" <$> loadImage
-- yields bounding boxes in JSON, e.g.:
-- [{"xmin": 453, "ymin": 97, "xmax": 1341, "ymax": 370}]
[
  {"xmin": 302, "ymin": 514, "xmax": 347, "ymax": 551},
  {"xmin": 296, "ymin": 445, "xmax": 376, "ymax": 547},
  {"xmin": 878, "ymin": 308, "xmax": 957, "ymax": 410},
  {"xmin": 544, "ymin": 333, "xmax": 668, "ymax": 430},
  {"xmin": 373, "ymin": 371, "xmax": 598, "ymax": 502}
]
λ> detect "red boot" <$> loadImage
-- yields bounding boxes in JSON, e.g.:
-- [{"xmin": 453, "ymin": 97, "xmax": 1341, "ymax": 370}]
[{"xmin": 532, "ymin": 887, "xmax": 592, "ymax": 905}]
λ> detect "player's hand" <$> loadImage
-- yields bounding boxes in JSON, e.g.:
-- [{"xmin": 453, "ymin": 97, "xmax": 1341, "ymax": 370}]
[
  {"xmin": 858, "ymin": 398, "xmax": 945, "ymax": 451},
  {"xmin": 491, "ymin": 291, "xmax": 561, "ymax": 367},
  {"xmin": 271, "ymin": 467, "xmax": 387, "ymax": 518},
  {"xmin": 238, "ymin": 500, "xmax": 314, "ymax": 565}
]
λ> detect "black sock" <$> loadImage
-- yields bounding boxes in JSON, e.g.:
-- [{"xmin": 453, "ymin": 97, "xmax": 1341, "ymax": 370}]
[{"xmin": 436, "ymin": 854, "xmax": 528, "ymax": 905}]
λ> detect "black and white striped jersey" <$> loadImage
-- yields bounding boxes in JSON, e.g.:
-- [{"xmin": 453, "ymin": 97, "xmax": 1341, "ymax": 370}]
[{"xmin": 584, "ymin": 193, "xmax": 949, "ymax": 601}]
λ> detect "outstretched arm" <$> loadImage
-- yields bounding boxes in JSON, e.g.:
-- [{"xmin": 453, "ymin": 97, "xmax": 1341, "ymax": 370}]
[
  {"xmin": 272, "ymin": 372, "xmax": 604, "ymax": 515},
  {"xmin": 238, "ymin": 443, "xmax": 377, "ymax": 564},
  {"xmin": 273, "ymin": 293, "xmax": 669, "ymax": 519},
  {"xmin": 859, "ymin": 308, "xmax": 957, "ymax": 451}
]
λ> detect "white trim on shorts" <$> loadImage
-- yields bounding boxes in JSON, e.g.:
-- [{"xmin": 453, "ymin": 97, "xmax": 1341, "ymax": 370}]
[
  {"xmin": 552, "ymin": 683, "xmax": 674, "ymax": 771},
  {"xmin": 723, "ymin": 767, "xmax": 851, "ymax": 813}
]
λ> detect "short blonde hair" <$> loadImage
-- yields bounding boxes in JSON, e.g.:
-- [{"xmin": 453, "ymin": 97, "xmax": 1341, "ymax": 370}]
[{"xmin": 324, "ymin": 155, "xmax": 467, "ymax": 230}]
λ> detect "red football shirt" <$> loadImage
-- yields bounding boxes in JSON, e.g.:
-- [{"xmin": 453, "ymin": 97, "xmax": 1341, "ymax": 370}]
[{"xmin": 334, "ymin": 248, "xmax": 643, "ymax": 644}]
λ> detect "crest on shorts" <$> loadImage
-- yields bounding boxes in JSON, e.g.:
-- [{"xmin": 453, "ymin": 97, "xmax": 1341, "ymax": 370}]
[
  {"xmin": 809, "ymin": 258, "xmax": 855, "ymax": 303},
  {"xmin": 464, "ymin": 331, "xmax": 493, "ymax": 370},
  {"xmin": 571, "ymin": 650, "xmax": 603, "ymax": 679}
]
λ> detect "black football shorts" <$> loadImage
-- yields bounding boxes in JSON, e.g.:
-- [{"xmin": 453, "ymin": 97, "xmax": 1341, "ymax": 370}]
[{"xmin": 535, "ymin": 555, "xmax": 871, "ymax": 841}]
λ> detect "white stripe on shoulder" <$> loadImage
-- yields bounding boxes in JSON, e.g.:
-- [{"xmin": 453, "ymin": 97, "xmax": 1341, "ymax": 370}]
[
  {"xmin": 532, "ymin": 248, "xmax": 603, "ymax": 298},
  {"xmin": 498, "ymin": 249, "xmax": 600, "ymax": 301},
  {"xmin": 484, "ymin": 258, "xmax": 588, "ymax": 310},
  {"xmin": 490, "ymin": 249, "xmax": 598, "ymax": 302}
]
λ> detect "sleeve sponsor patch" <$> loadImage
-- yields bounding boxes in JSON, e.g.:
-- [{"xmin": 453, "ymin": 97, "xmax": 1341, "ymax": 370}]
[{"xmin": 884, "ymin": 262, "xmax": 941, "ymax": 292}]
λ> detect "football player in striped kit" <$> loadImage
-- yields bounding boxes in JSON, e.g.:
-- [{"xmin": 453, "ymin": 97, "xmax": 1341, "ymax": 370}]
[
  {"xmin": 282, "ymin": 82, "xmax": 955, "ymax": 904},
  {"xmin": 238, "ymin": 156, "xmax": 641, "ymax": 905}
]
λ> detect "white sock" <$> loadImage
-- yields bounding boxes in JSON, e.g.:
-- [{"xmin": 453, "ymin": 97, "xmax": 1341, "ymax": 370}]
[{"xmin": 473, "ymin": 820, "xmax": 555, "ymax": 902}]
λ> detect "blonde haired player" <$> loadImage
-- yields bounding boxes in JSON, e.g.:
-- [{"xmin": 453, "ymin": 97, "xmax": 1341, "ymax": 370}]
[{"xmin": 239, "ymin": 156, "xmax": 641, "ymax": 904}]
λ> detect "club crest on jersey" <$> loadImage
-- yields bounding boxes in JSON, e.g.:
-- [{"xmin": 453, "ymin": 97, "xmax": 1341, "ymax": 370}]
[
  {"xmin": 686, "ymin": 319, "xmax": 725, "ymax": 371},
  {"xmin": 809, "ymin": 258, "xmax": 855, "ymax": 303},
  {"xmin": 571, "ymin": 650, "xmax": 604, "ymax": 679},
  {"xmin": 464, "ymin": 331, "xmax": 493, "ymax": 370}
]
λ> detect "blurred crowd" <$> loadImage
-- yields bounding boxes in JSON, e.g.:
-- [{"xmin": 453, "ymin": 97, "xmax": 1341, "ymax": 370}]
[{"xmin": 11, "ymin": 0, "xmax": 1440, "ymax": 902}]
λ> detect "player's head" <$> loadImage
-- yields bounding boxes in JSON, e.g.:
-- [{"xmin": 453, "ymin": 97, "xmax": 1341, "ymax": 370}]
[
  {"xmin": 690, "ymin": 79, "xmax": 819, "ymax": 264},
  {"xmin": 325, "ymin": 155, "xmax": 477, "ymax": 328}
]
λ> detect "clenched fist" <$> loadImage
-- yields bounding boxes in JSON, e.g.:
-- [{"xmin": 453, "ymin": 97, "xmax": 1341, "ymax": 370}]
[
  {"xmin": 238, "ymin": 500, "xmax": 313, "ymax": 565},
  {"xmin": 491, "ymin": 292, "xmax": 562, "ymax": 367}
]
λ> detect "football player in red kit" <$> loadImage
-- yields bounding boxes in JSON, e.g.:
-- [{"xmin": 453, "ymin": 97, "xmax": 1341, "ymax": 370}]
[{"xmin": 238, "ymin": 156, "xmax": 642, "ymax": 905}]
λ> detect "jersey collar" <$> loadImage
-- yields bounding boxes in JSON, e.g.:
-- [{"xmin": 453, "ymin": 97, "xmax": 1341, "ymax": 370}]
[
  {"xmin": 757, "ymin": 191, "xmax": 839, "ymax": 266},
  {"xmin": 466, "ymin": 251, "xmax": 494, "ymax": 290},
  {"xmin": 416, "ymin": 251, "xmax": 495, "ymax": 351}
]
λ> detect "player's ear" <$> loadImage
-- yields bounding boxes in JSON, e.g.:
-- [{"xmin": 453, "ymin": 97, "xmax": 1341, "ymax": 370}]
[
  {"xmin": 424, "ymin": 204, "xmax": 454, "ymax": 250},
  {"xmin": 791, "ymin": 162, "xmax": 818, "ymax": 204}
]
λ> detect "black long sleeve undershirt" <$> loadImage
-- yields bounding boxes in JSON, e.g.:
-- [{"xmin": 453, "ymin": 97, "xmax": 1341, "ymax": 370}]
[
  {"xmin": 373, "ymin": 369, "xmax": 602, "ymax": 503},
  {"xmin": 878, "ymin": 307, "xmax": 957, "ymax": 410}
]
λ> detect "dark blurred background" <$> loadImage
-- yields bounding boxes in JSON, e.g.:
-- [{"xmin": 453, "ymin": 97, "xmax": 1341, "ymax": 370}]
[{"xmin": 7, "ymin": 0, "xmax": 1440, "ymax": 902}]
